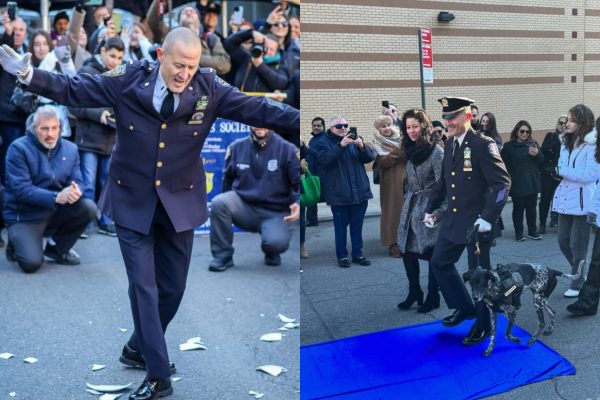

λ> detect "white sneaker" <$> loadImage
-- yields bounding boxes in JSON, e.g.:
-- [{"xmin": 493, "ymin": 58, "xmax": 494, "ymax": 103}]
[{"xmin": 564, "ymin": 289, "xmax": 580, "ymax": 298}]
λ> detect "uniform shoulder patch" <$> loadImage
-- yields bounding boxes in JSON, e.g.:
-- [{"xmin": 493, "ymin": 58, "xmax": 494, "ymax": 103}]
[
  {"xmin": 488, "ymin": 142, "xmax": 500, "ymax": 157},
  {"xmin": 214, "ymin": 75, "xmax": 230, "ymax": 87},
  {"xmin": 103, "ymin": 63, "xmax": 127, "ymax": 78},
  {"xmin": 266, "ymin": 97, "xmax": 285, "ymax": 110}
]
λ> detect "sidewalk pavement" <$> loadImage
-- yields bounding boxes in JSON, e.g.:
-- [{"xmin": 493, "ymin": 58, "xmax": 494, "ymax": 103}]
[
  {"xmin": 0, "ymin": 229, "xmax": 300, "ymax": 399},
  {"xmin": 301, "ymin": 200, "xmax": 600, "ymax": 400}
]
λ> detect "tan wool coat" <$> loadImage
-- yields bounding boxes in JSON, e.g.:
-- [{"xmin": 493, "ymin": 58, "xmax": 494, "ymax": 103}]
[{"xmin": 377, "ymin": 149, "xmax": 407, "ymax": 246}]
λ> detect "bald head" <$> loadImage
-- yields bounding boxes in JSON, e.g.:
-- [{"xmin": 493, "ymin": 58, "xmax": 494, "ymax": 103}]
[
  {"xmin": 162, "ymin": 27, "xmax": 201, "ymax": 55},
  {"xmin": 157, "ymin": 27, "xmax": 202, "ymax": 93}
]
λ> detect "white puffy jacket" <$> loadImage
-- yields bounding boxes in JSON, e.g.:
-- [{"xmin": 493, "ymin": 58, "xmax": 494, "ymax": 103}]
[{"xmin": 552, "ymin": 129, "xmax": 600, "ymax": 216}]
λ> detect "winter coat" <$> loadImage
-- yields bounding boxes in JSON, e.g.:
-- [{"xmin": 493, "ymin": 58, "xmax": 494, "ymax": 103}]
[
  {"xmin": 312, "ymin": 130, "xmax": 374, "ymax": 206},
  {"xmin": 553, "ymin": 129, "xmax": 600, "ymax": 216},
  {"xmin": 500, "ymin": 140, "xmax": 544, "ymax": 197},
  {"xmin": 70, "ymin": 56, "xmax": 117, "ymax": 155},
  {"xmin": 397, "ymin": 145, "xmax": 445, "ymax": 254},
  {"xmin": 540, "ymin": 130, "xmax": 562, "ymax": 174},
  {"xmin": 377, "ymin": 148, "xmax": 406, "ymax": 246},
  {"xmin": 3, "ymin": 131, "xmax": 83, "ymax": 225},
  {"xmin": 224, "ymin": 29, "xmax": 289, "ymax": 92},
  {"xmin": 0, "ymin": 33, "xmax": 27, "ymax": 124}
]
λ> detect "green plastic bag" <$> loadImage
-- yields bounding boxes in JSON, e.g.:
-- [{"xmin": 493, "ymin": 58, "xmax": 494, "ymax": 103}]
[{"xmin": 300, "ymin": 168, "xmax": 321, "ymax": 207}]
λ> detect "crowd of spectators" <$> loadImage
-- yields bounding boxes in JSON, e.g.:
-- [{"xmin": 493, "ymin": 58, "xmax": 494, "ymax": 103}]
[{"xmin": 0, "ymin": 0, "xmax": 300, "ymax": 272}]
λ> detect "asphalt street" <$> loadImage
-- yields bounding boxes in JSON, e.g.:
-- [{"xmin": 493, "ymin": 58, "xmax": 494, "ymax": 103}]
[
  {"xmin": 301, "ymin": 203, "xmax": 600, "ymax": 400},
  {"xmin": 0, "ymin": 228, "xmax": 300, "ymax": 400}
]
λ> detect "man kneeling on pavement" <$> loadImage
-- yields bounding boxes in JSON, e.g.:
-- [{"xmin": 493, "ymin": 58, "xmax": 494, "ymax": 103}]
[
  {"xmin": 208, "ymin": 126, "xmax": 300, "ymax": 271},
  {"xmin": 4, "ymin": 106, "xmax": 96, "ymax": 273}
]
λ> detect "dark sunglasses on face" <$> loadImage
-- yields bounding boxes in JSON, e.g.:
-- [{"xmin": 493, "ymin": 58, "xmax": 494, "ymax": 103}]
[
  {"xmin": 334, "ymin": 124, "xmax": 349, "ymax": 129},
  {"xmin": 433, "ymin": 129, "xmax": 443, "ymax": 134},
  {"xmin": 519, "ymin": 129, "xmax": 531, "ymax": 134},
  {"xmin": 558, "ymin": 121, "xmax": 566, "ymax": 125},
  {"xmin": 273, "ymin": 21, "xmax": 289, "ymax": 27}
]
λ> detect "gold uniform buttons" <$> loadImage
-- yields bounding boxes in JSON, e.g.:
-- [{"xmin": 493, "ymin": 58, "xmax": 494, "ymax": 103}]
[
  {"xmin": 453, "ymin": 208, "xmax": 458, "ymax": 213},
  {"xmin": 159, "ymin": 142, "xmax": 165, "ymax": 148},
  {"xmin": 129, "ymin": 125, "xmax": 134, "ymax": 131},
  {"xmin": 451, "ymin": 184, "xmax": 456, "ymax": 188},
  {"xmin": 117, "ymin": 180, "xmax": 122, "ymax": 185},
  {"xmin": 189, "ymin": 184, "xmax": 194, "ymax": 189},
  {"xmin": 193, "ymin": 132, "xmax": 198, "ymax": 136},
  {"xmin": 451, "ymin": 172, "xmax": 456, "ymax": 176},
  {"xmin": 161, "ymin": 123, "xmax": 167, "ymax": 129},
  {"xmin": 452, "ymin": 196, "xmax": 456, "ymax": 200},
  {"xmin": 157, "ymin": 161, "xmax": 163, "ymax": 168},
  {"xmin": 155, "ymin": 180, "xmax": 161, "ymax": 186}
]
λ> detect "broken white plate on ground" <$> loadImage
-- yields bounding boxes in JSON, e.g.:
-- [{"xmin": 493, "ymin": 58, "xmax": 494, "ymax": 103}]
[
  {"xmin": 99, "ymin": 394, "xmax": 123, "ymax": 400},
  {"xmin": 119, "ymin": 328, "xmax": 128, "ymax": 333},
  {"xmin": 9, "ymin": 392, "xmax": 16, "ymax": 397},
  {"xmin": 249, "ymin": 390, "xmax": 264, "ymax": 398},
  {"xmin": 277, "ymin": 314, "xmax": 296, "ymax": 323},
  {"xmin": 186, "ymin": 337, "xmax": 203, "ymax": 344},
  {"xmin": 171, "ymin": 377, "xmax": 183, "ymax": 382},
  {"xmin": 23, "ymin": 357, "xmax": 38, "ymax": 364},
  {"xmin": 260, "ymin": 333, "xmax": 283, "ymax": 342},
  {"xmin": 86, "ymin": 389, "xmax": 103, "ymax": 395},
  {"xmin": 256, "ymin": 365, "xmax": 287, "ymax": 377},
  {"xmin": 92, "ymin": 364, "xmax": 106, "ymax": 371},
  {"xmin": 0, "ymin": 353, "xmax": 14, "ymax": 359},
  {"xmin": 179, "ymin": 342, "xmax": 207, "ymax": 351},
  {"xmin": 284, "ymin": 322, "xmax": 300, "ymax": 329},
  {"xmin": 85, "ymin": 383, "xmax": 132, "ymax": 393}
]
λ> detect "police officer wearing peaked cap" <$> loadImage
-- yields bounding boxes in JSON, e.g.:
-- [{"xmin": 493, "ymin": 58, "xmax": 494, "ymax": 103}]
[
  {"xmin": 425, "ymin": 96, "xmax": 511, "ymax": 346},
  {"xmin": 0, "ymin": 27, "xmax": 299, "ymax": 400}
]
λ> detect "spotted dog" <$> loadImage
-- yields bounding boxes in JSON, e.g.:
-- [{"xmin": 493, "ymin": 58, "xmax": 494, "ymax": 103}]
[{"xmin": 465, "ymin": 260, "xmax": 583, "ymax": 356}]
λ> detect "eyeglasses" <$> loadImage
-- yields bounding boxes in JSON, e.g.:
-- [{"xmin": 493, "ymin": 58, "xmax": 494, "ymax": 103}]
[
  {"xmin": 433, "ymin": 129, "xmax": 444, "ymax": 134},
  {"xmin": 334, "ymin": 124, "xmax": 349, "ymax": 129},
  {"xmin": 558, "ymin": 121, "xmax": 566, "ymax": 125},
  {"xmin": 518, "ymin": 129, "xmax": 531, "ymax": 134},
  {"xmin": 272, "ymin": 21, "xmax": 289, "ymax": 27}
]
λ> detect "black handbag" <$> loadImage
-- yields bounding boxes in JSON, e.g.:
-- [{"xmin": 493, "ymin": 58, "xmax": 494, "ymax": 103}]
[{"xmin": 10, "ymin": 86, "xmax": 39, "ymax": 116}]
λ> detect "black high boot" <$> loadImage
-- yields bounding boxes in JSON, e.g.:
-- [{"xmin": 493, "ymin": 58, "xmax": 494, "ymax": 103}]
[
  {"xmin": 397, "ymin": 255, "xmax": 424, "ymax": 310},
  {"xmin": 567, "ymin": 285, "xmax": 599, "ymax": 316},
  {"xmin": 417, "ymin": 262, "xmax": 441, "ymax": 313}
]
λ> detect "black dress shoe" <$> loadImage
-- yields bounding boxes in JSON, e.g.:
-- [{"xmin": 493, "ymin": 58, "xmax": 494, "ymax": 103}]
[
  {"xmin": 129, "ymin": 378, "xmax": 173, "ymax": 400},
  {"xmin": 44, "ymin": 243, "xmax": 80, "ymax": 265},
  {"xmin": 208, "ymin": 257, "xmax": 234, "ymax": 272},
  {"xmin": 120, "ymin": 345, "xmax": 176, "ymax": 375},
  {"xmin": 462, "ymin": 328, "xmax": 490, "ymax": 346},
  {"xmin": 352, "ymin": 257, "xmax": 371, "ymax": 266},
  {"xmin": 442, "ymin": 309, "xmax": 475, "ymax": 327},
  {"xmin": 264, "ymin": 253, "xmax": 281, "ymax": 266}
]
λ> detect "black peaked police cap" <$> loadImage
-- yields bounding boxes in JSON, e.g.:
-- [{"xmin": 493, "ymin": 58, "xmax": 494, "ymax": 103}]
[{"xmin": 438, "ymin": 97, "xmax": 475, "ymax": 120}]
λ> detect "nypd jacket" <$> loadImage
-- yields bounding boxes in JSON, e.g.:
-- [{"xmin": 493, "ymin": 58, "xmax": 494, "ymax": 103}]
[
  {"xmin": 426, "ymin": 130, "xmax": 511, "ymax": 245},
  {"xmin": 3, "ymin": 131, "xmax": 84, "ymax": 225},
  {"xmin": 312, "ymin": 130, "xmax": 375, "ymax": 206},
  {"xmin": 222, "ymin": 133, "xmax": 300, "ymax": 211},
  {"xmin": 24, "ymin": 60, "xmax": 300, "ymax": 234}
]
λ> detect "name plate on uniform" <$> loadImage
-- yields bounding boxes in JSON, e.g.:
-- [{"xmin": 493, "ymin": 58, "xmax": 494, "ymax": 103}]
[{"xmin": 463, "ymin": 147, "xmax": 472, "ymax": 171}]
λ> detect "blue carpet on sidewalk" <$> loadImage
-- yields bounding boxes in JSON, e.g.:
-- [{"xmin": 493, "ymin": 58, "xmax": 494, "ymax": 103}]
[{"xmin": 301, "ymin": 316, "xmax": 575, "ymax": 399}]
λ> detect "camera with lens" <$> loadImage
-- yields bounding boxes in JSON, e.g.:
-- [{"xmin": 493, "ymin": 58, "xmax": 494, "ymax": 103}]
[{"xmin": 251, "ymin": 43, "xmax": 265, "ymax": 58}]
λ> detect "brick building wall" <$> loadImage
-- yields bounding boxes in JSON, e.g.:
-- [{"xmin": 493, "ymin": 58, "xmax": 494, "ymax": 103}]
[{"xmin": 301, "ymin": 0, "xmax": 600, "ymax": 146}]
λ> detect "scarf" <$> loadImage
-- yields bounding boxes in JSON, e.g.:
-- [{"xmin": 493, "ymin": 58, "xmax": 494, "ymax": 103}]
[
  {"xmin": 403, "ymin": 138, "xmax": 435, "ymax": 166},
  {"xmin": 372, "ymin": 130, "xmax": 401, "ymax": 156}
]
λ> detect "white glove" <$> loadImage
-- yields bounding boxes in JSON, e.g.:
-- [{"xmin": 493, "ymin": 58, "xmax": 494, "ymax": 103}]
[
  {"xmin": 475, "ymin": 218, "xmax": 492, "ymax": 232},
  {"xmin": 54, "ymin": 45, "xmax": 72, "ymax": 63},
  {"xmin": 423, "ymin": 213, "xmax": 436, "ymax": 228},
  {"xmin": 0, "ymin": 44, "xmax": 32, "ymax": 78}
]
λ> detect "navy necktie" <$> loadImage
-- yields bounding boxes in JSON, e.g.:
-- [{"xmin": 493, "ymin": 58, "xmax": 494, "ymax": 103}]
[
  {"xmin": 160, "ymin": 90, "xmax": 174, "ymax": 120},
  {"xmin": 452, "ymin": 139, "xmax": 459, "ymax": 160}
]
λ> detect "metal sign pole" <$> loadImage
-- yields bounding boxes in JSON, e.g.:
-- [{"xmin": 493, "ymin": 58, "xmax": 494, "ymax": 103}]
[{"xmin": 418, "ymin": 29, "xmax": 426, "ymax": 110}]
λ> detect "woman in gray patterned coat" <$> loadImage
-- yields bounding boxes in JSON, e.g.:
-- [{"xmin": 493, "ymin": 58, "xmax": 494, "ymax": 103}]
[{"xmin": 397, "ymin": 108, "xmax": 446, "ymax": 312}]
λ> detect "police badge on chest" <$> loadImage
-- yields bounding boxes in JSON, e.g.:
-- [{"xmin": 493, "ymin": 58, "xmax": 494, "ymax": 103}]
[{"xmin": 463, "ymin": 147, "xmax": 472, "ymax": 172}]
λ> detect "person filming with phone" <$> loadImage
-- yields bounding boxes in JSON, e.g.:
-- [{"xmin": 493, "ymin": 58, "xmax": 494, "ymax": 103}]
[{"xmin": 311, "ymin": 116, "xmax": 375, "ymax": 268}]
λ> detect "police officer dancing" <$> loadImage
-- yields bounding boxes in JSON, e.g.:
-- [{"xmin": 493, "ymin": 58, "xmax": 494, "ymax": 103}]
[
  {"xmin": 0, "ymin": 27, "xmax": 298, "ymax": 399},
  {"xmin": 425, "ymin": 97, "xmax": 511, "ymax": 345}
]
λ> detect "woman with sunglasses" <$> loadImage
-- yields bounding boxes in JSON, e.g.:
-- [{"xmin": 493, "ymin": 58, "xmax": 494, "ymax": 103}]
[
  {"xmin": 396, "ymin": 108, "xmax": 445, "ymax": 312},
  {"xmin": 553, "ymin": 104, "xmax": 600, "ymax": 297},
  {"xmin": 500, "ymin": 120, "xmax": 544, "ymax": 242}
]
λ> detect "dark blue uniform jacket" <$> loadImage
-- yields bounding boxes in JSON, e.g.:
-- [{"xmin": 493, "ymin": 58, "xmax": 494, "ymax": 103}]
[
  {"xmin": 4, "ymin": 131, "xmax": 83, "ymax": 225},
  {"xmin": 25, "ymin": 61, "xmax": 299, "ymax": 234},
  {"xmin": 426, "ymin": 130, "xmax": 511, "ymax": 244},
  {"xmin": 222, "ymin": 133, "xmax": 300, "ymax": 211}
]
